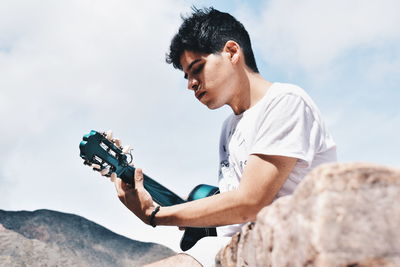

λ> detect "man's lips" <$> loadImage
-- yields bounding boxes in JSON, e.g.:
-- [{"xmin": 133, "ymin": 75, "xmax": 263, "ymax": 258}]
[{"xmin": 195, "ymin": 90, "xmax": 206, "ymax": 100}]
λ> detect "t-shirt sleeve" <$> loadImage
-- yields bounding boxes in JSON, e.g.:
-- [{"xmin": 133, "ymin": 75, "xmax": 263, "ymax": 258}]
[{"xmin": 250, "ymin": 93, "xmax": 323, "ymax": 168}]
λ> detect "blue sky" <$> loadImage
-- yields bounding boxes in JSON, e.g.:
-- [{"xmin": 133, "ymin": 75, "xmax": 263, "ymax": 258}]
[{"xmin": 1, "ymin": 0, "xmax": 399, "ymax": 253}]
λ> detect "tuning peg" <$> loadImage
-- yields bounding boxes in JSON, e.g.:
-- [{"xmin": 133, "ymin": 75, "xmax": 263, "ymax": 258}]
[
  {"xmin": 110, "ymin": 172, "xmax": 117, "ymax": 182},
  {"xmin": 91, "ymin": 163, "xmax": 101, "ymax": 170},
  {"xmin": 100, "ymin": 168, "xmax": 110, "ymax": 176},
  {"xmin": 113, "ymin": 138, "xmax": 122, "ymax": 147},
  {"xmin": 106, "ymin": 130, "xmax": 113, "ymax": 141},
  {"xmin": 122, "ymin": 145, "xmax": 131, "ymax": 154}
]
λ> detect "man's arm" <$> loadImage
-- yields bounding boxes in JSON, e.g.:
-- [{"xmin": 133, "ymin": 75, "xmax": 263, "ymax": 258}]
[{"xmin": 114, "ymin": 154, "xmax": 297, "ymax": 227}]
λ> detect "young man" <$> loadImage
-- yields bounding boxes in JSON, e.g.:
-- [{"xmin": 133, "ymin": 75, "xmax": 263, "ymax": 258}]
[{"xmin": 113, "ymin": 7, "xmax": 336, "ymax": 264}]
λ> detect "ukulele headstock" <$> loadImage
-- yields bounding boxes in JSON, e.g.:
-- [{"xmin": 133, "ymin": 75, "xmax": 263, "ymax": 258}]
[{"xmin": 79, "ymin": 130, "xmax": 132, "ymax": 178}]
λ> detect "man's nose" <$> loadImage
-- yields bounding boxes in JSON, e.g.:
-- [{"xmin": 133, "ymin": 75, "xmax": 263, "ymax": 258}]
[{"xmin": 188, "ymin": 78, "xmax": 199, "ymax": 91}]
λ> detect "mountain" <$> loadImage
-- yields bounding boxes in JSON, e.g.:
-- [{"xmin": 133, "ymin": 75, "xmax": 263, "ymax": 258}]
[{"xmin": 0, "ymin": 209, "xmax": 175, "ymax": 266}]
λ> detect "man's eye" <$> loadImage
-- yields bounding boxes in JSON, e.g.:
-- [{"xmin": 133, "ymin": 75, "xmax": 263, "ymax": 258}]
[{"xmin": 192, "ymin": 65, "xmax": 204, "ymax": 75}]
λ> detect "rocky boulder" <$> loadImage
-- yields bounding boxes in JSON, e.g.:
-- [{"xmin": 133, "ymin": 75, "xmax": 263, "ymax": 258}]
[{"xmin": 216, "ymin": 163, "xmax": 400, "ymax": 267}]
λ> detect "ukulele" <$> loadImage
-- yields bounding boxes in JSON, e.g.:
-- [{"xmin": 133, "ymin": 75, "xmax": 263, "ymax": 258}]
[{"xmin": 79, "ymin": 130, "xmax": 219, "ymax": 251}]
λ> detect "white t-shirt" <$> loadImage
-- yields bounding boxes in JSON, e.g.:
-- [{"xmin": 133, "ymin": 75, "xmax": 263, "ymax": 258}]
[{"xmin": 217, "ymin": 82, "xmax": 337, "ymax": 236}]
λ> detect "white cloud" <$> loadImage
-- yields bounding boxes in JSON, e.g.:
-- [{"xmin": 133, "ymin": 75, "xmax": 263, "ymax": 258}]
[
  {"xmin": 248, "ymin": 0, "xmax": 400, "ymax": 71},
  {"xmin": 0, "ymin": 0, "xmax": 190, "ymax": 135}
]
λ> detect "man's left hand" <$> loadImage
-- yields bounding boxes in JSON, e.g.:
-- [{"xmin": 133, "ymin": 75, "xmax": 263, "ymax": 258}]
[{"xmin": 113, "ymin": 168, "xmax": 156, "ymax": 225}]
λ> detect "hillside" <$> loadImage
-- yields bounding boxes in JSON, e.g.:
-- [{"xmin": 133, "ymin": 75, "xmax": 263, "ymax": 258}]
[{"xmin": 0, "ymin": 209, "xmax": 175, "ymax": 266}]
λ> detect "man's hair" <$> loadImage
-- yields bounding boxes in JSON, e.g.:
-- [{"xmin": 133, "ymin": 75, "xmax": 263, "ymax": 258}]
[{"xmin": 166, "ymin": 7, "xmax": 259, "ymax": 73}]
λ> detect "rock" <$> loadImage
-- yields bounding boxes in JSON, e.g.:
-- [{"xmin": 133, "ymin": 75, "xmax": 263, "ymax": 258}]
[
  {"xmin": 216, "ymin": 230, "xmax": 244, "ymax": 267},
  {"xmin": 216, "ymin": 163, "xmax": 400, "ymax": 267},
  {"xmin": 143, "ymin": 253, "xmax": 203, "ymax": 267}
]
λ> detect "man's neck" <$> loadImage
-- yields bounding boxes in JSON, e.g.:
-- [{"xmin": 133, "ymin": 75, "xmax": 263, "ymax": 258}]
[{"xmin": 229, "ymin": 71, "xmax": 272, "ymax": 115}]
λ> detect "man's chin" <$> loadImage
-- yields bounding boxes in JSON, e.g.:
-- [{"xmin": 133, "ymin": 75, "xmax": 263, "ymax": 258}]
[{"xmin": 204, "ymin": 101, "xmax": 223, "ymax": 110}]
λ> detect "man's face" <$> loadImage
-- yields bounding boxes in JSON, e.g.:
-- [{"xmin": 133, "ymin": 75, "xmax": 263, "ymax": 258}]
[{"xmin": 180, "ymin": 50, "xmax": 237, "ymax": 110}]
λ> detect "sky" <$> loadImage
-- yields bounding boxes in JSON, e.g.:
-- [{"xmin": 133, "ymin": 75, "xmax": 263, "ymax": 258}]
[{"xmin": 1, "ymin": 0, "xmax": 399, "ymax": 254}]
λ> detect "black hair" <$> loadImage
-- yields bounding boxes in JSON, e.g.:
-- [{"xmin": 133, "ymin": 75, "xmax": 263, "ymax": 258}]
[{"xmin": 166, "ymin": 7, "xmax": 259, "ymax": 73}]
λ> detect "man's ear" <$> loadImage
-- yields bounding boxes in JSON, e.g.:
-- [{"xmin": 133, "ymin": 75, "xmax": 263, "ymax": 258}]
[{"xmin": 224, "ymin": 40, "xmax": 240, "ymax": 64}]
